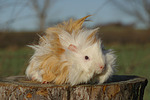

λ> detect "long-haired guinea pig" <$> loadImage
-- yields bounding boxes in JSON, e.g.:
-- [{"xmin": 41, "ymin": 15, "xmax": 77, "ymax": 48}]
[{"xmin": 25, "ymin": 15, "xmax": 116, "ymax": 85}]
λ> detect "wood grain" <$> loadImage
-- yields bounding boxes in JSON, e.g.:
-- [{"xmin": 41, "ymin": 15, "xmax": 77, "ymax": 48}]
[{"xmin": 0, "ymin": 75, "xmax": 148, "ymax": 100}]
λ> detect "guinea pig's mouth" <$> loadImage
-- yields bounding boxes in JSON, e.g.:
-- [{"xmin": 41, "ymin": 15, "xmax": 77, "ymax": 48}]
[
  {"xmin": 100, "ymin": 66, "xmax": 107, "ymax": 75},
  {"xmin": 102, "ymin": 64, "xmax": 107, "ymax": 71}
]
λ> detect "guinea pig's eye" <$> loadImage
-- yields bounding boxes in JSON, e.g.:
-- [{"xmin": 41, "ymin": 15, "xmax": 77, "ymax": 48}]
[{"xmin": 85, "ymin": 56, "xmax": 89, "ymax": 60}]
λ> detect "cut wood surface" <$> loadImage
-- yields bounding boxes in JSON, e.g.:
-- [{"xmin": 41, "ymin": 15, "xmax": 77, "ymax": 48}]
[{"xmin": 0, "ymin": 75, "xmax": 148, "ymax": 100}]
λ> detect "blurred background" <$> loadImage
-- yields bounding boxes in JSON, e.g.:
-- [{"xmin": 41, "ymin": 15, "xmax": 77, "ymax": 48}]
[{"xmin": 0, "ymin": 0, "xmax": 149, "ymax": 99}]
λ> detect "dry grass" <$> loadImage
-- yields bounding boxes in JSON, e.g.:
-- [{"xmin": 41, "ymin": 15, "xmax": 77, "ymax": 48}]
[{"xmin": 0, "ymin": 26, "xmax": 150, "ymax": 48}]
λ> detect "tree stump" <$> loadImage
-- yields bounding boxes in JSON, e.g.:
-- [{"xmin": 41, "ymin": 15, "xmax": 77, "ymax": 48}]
[{"xmin": 0, "ymin": 75, "xmax": 148, "ymax": 100}]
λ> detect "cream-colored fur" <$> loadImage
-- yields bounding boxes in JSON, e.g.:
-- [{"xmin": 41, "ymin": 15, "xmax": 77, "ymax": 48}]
[{"xmin": 25, "ymin": 15, "xmax": 116, "ymax": 85}]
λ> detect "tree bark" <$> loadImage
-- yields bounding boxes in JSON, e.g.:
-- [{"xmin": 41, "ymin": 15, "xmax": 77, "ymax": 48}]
[{"xmin": 0, "ymin": 75, "xmax": 148, "ymax": 100}]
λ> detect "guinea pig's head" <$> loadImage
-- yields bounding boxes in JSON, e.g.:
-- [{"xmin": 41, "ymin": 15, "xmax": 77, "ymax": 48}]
[
  {"xmin": 59, "ymin": 28, "xmax": 106, "ymax": 85},
  {"xmin": 66, "ymin": 35, "xmax": 106, "ymax": 75},
  {"xmin": 64, "ymin": 31, "xmax": 106, "ymax": 85}
]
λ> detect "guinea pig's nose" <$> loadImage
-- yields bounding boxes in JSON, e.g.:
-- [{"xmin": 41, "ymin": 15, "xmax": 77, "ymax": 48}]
[{"xmin": 100, "ymin": 65, "xmax": 104, "ymax": 69}]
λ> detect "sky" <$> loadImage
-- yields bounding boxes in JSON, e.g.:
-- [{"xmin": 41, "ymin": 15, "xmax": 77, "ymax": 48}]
[{"xmin": 0, "ymin": 0, "xmax": 148, "ymax": 31}]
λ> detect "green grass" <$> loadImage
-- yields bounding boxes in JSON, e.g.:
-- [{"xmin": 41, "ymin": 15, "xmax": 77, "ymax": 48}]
[
  {"xmin": 0, "ymin": 47, "xmax": 33, "ymax": 77},
  {"xmin": 106, "ymin": 44, "xmax": 150, "ymax": 100},
  {"xmin": 0, "ymin": 44, "xmax": 149, "ymax": 100}
]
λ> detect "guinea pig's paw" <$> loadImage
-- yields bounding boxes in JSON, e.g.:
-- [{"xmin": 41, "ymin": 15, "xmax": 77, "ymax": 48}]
[
  {"xmin": 31, "ymin": 77, "xmax": 36, "ymax": 81},
  {"xmin": 41, "ymin": 81, "xmax": 49, "ymax": 84}
]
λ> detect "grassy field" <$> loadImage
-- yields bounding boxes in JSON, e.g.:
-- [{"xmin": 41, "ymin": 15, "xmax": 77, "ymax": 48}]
[{"xmin": 0, "ymin": 44, "xmax": 149, "ymax": 100}]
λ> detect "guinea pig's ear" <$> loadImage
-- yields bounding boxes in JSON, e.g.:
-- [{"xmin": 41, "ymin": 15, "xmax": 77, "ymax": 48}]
[{"xmin": 68, "ymin": 44, "xmax": 77, "ymax": 52}]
